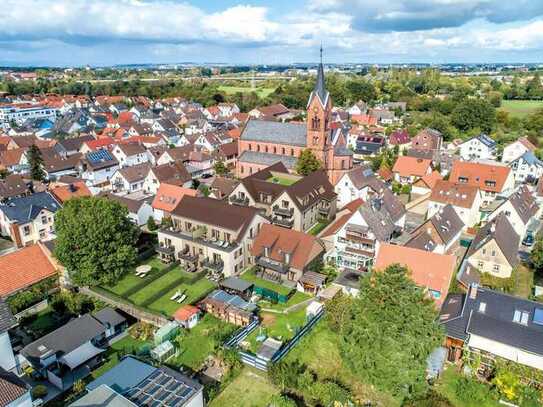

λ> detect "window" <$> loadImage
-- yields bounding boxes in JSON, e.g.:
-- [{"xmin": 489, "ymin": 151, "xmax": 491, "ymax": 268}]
[
  {"xmin": 493, "ymin": 264, "xmax": 500, "ymax": 272},
  {"xmin": 41, "ymin": 215, "xmax": 47, "ymax": 224},
  {"xmin": 248, "ymin": 144, "xmax": 252, "ymax": 151},
  {"xmin": 291, "ymin": 149, "xmax": 294, "ymax": 156},
  {"xmin": 257, "ymin": 145, "xmax": 260, "ymax": 152},
  {"xmin": 265, "ymin": 146, "xmax": 268, "ymax": 153},
  {"xmin": 513, "ymin": 310, "xmax": 529, "ymax": 325},
  {"xmin": 477, "ymin": 261, "xmax": 484, "ymax": 268},
  {"xmin": 491, "ymin": 250, "xmax": 496, "ymax": 257},
  {"xmin": 478, "ymin": 302, "xmax": 486, "ymax": 313},
  {"xmin": 282, "ymin": 148, "xmax": 285, "ymax": 155},
  {"xmin": 23, "ymin": 225, "xmax": 30, "ymax": 236}
]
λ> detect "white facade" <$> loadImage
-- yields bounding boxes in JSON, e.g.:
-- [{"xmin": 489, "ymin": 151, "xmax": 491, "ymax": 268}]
[
  {"xmin": 0, "ymin": 331, "xmax": 16, "ymax": 372},
  {"xmin": 502, "ymin": 140, "xmax": 533, "ymax": 164},
  {"xmin": 486, "ymin": 199, "xmax": 530, "ymax": 238},
  {"xmin": 459, "ymin": 137, "xmax": 496, "ymax": 161},
  {"xmin": 427, "ymin": 194, "xmax": 483, "ymax": 228},
  {"xmin": 111, "ymin": 145, "xmax": 150, "ymax": 168},
  {"xmin": 335, "ymin": 173, "xmax": 375, "ymax": 209},
  {"xmin": 0, "ymin": 105, "xmax": 57, "ymax": 128},
  {"xmin": 509, "ymin": 153, "xmax": 543, "ymax": 183},
  {"xmin": 81, "ymin": 164, "xmax": 119, "ymax": 187}
]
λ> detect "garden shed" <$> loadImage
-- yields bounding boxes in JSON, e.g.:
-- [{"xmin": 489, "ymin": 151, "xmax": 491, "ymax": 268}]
[
  {"xmin": 151, "ymin": 340, "xmax": 175, "ymax": 363},
  {"xmin": 154, "ymin": 321, "xmax": 179, "ymax": 345}
]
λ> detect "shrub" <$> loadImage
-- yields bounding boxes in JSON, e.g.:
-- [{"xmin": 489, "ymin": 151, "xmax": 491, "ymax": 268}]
[
  {"xmin": 31, "ymin": 384, "xmax": 48, "ymax": 399},
  {"xmin": 454, "ymin": 377, "xmax": 493, "ymax": 404}
]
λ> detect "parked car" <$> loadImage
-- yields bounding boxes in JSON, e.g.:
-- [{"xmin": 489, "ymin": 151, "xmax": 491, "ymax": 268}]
[{"xmin": 522, "ymin": 231, "xmax": 535, "ymax": 247}]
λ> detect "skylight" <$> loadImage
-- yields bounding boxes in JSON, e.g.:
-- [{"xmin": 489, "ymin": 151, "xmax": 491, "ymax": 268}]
[{"xmin": 534, "ymin": 308, "xmax": 543, "ymax": 326}]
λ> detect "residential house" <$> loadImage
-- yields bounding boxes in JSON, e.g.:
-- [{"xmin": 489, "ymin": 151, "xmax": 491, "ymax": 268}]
[
  {"xmin": 458, "ymin": 134, "xmax": 497, "ymax": 161},
  {"xmin": 0, "ymin": 192, "xmax": 60, "ymax": 247},
  {"xmin": 374, "ymin": 243, "xmax": 456, "ymax": 306},
  {"xmin": 79, "ymin": 137, "xmax": 115, "ymax": 154},
  {"xmin": 157, "ymin": 196, "xmax": 269, "ymax": 276},
  {"xmin": 100, "ymin": 193, "xmax": 154, "ymax": 226},
  {"xmin": 217, "ymin": 140, "xmax": 238, "ymax": 168},
  {"xmin": 449, "ymin": 161, "xmax": 514, "ymax": 205},
  {"xmin": 411, "ymin": 171, "xmax": 443, "ymax": 195},
  {"xmin": 248, "ymin": 104, "xmax": 291, "ymax": 121},
  {"xmin": 485, "ymin": 185, "xmax": 539, "ymax": 239},
  {"xmin": 41, "ymin": 152, "xmax": 82, "ymax": 180},
  {"xmin": 50, "ymin": 181, "xmax": 91, "ymax": 204},
  {"xmin": 250, "ymin": 224, "xmax": 326, "ymax": 294},
  {"xmin": 368, "ymin": 108, "xmax": 396, "ymax": 125},
  {"xmin": 0, "ymin": 367, "xmax": 31, "ymax": 407},
  {"xmin": 334, "ymin": 165, "xmax": 387, "ymax": 208},
  {"xmin": 209, "ymin": 177, "xmax": 239, "ymax": 200},
  {"xmin": 111, "ymin": 143, "xmax": 149, "ymax": 168},
  {"xmin": 353, "ymin": 134, "xmax": 385, "ymax": 157},
  {"xmin": 502, "ymin": 137, "xmax": 537, "ymax": 164},
  {"xmin": 392, "ymin": 156, "xmax": 432, "ymax": 184},
  {"xmin": 56, "ymin": 135, "xmax": 95, "ymax": 156},
  {"xmin": 406, "ymin": 204, "xmax": 464, "ymax": 254},
  {"xmin": 388, "ymin": 129, "xmax": 411, "ymax": 151},
  {"xmin": 428, "ymin": 180, "xmax": 483, "ymax": 228},
  {"xmin": 411, "ymin": 128, "xmax": 442, "ymax": 152},
  {"xmin": 347, "ymin": 101, "xmax": 367, "ymax": 116},
  {"xmin": 509, "ymin": 151, "xmax": 543, "ymax": 183},
  {"xmin": 156, "ymin": 145, "xmax": 193, "ymax": 165},
  {"xmin": 22, "ymin": 310, "xmax": 126, "ymax": 390},
  {"xmin": 81, "ymin": 356, "xmax": 204, "ymax": 407},
  {"xmin": 0, "ymin": 300, "xmax": 17, "ymax": 373},
  {"xmin": 78, "ymin": 149, "xmax": 119, "ymax": 189},
  {"xmin": 0, "ymin": 148, "xmax": 28, "ymax": 173},
  {"xmin": 228, "ymin": 163, "xmax": 337, "ymax": 232},
  {"xmin": 143, "ymin": 162, "xmax": 192, "ymax": 195},
  {"xmin": 466, "ymin": 213, "xmax": 520, "ymax": 279},
  {"xmin": 152, "ymin": 184, "xmax": 198, "ymax": 222},
  {"xmin": 0, "ymin": 174, "xmax": 30, "ymax": 201},
  {"xmin": 110, "ymin": 163, "xmax": 151, "ymax": 194},
  {"xmin": 440, "ymin": 285, "xmax": 543, "ymax": 370}
]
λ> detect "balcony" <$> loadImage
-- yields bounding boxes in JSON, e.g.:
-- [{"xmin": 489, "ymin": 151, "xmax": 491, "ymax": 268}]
[
  {"xmin": 156, "ymin": 245, "xmax": 174, "ymax": 255},
  {"xmin": 272, "ymin": 217, "xmax": 294, "ymax": 228},
  {"xmin": 160, "ymin": 228, "xmax": 238, "ymax": 253},
  {"xmin": 256, "ymin": 256, "xmax": 289, "ymax": 274},
  {"xmin": 272, "ymin": 205, "xmax": 294, "ymax": 217},
  {"xmin": 179, "ymin": 249, "xmax": 198, "ymax": 263},
  {"xmin": 230, "ymin": 195, "xmax": 249, "ymax": 206},
  {"xmin": 202, "ymin": 258, "xmax": 224, "ymax": 273},
  {"xmin": 318, "ymin": 206, "xmax": 330, "ymax": 217}
]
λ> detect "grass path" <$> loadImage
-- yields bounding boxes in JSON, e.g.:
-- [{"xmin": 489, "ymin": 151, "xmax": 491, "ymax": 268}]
[{"xmin": 210, "ymin": 368, "xmax": 279, "ymax": 407}]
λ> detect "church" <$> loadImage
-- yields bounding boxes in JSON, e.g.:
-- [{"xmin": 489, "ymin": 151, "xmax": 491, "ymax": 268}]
[{"xmin": 236, "ymin": 53, "xmax": 353, "ymax": 185}]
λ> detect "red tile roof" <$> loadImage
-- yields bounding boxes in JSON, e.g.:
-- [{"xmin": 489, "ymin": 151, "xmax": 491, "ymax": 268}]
[
  {"xmin": 0, "ymin": 244, "xmax": 58, "ymax": 296},
  {"xmin": 174, "ymin": 305, "xmax": 199, "ymax": 322},
  {"xmin": 152, "ymin": 184, "xmax": 198, "ymax": 212},
  {"xmin": 392, "ymin": 156, "xmax": 432, "ymax": 178},
  {"xmin": 50, "ymin": 181, "xmax": 91, "ymax": 204},
  {"xmin": 449, "ymin": 161, "xmax": 511, "ymax": 193}
]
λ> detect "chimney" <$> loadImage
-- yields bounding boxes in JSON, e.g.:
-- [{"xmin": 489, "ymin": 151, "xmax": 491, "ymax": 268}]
[{"xmin": 469, "ymin": 284, "xmax": 478, "ymax": 300}]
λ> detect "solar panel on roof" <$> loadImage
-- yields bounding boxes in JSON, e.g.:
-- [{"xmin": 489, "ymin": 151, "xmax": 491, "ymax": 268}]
[
  {"xmin": 534, "ymin": 308, "xmax": 543, "ymax": 325},
  {"xmin": 179, "ymin": 387, "xmax": 192, "ymax": 398},
  {"xmin": 87, "ymin": 149, "xmax": 113, "ymax": 163},
  {"xmin": 166, "ymin": 381, "xmax": 178, "ymax": 391},
  {"xmin": 169, "ymin": 396, "xmax": 183, "ymax": 406}
]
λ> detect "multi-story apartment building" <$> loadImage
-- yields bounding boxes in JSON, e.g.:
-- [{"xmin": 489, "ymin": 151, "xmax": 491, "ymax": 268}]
[
  {"xmin": 157, "ymin": 196, "xmax": 269, "ymax": 277},
  {"xmin": 228, "ymin": 163, "xmax": 337, "ymax": 233},
  {"xmin": 0, "ymin": 104, "xmax": 57, "ymax": 129}
]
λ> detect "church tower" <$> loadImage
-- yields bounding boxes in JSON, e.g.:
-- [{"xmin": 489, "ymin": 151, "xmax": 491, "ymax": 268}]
[{"xmin": 306, "ymin": 46, "xmax": 333, "ymax": 164}]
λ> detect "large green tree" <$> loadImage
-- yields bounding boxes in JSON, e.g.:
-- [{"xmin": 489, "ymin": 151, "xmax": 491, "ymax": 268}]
[
  {"xmin": 27, "ymin": 144, "xmax": 46, "ymax": 181},
  {"xmin": 54, "ymin": 197, "xmax": 139, "ymax": 286},
  {"xmin": 338, "ymin": 264, "xmax": 444, "ymax": 400},
  {"xmin": 451, "ymin": 98, "xmax": 497, "ymax": 133},
  {"xmin": 295, "ymin": 149, "xmax": 322, "ymax": 176}
]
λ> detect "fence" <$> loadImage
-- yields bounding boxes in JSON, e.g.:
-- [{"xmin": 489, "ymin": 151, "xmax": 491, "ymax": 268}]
[
  {"xmin": 253, "ymin": 286, "xmax": 290, "ymax": 304},
  {"xmin": 224, "ymin": 318, "xmax": 260, "ymax": 348},
  {"xmin": 13, "ymin": 298, "xmax": 49, "ymax": 321},
  {"xmin": 81, "ymin": 286, "xmax": 170, "ymax": 327}
]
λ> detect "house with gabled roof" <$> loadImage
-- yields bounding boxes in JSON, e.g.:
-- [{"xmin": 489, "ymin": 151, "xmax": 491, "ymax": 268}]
[
  {"xmin": 440, "ymin": 284, "xmax": 543, "ymax": 370},
  {"xmin": 334, "ymin": 165, "xmax": 387, "ymax": 208},
  {"xmin": 458, "ymin": 134, "xmax": 497, "ymax": 161},
  {"xmin": 406, "ymin": 204, "xmax": 464, "ymax": 254},
  {"xmin": 466, "ymin": 213, "xmax": 520, "ymax": 279},
  {"xmin": 411, "ymin": 128, "xmax": 442, "ymax": 152},
  {"xmin": 0, "ymin": 367, "xmax": 31, "ymax": 407},
  {"xmin": 0, "ymin": 192, "xmax": 61, "ymax": 247},
  {"xmin": 428, "ymin": 180, "xmax": 482, "ymax": 228},
  {"xmin": 502, "ymin": 136, "xmax": 537, "ymax": 164},
  {"xmin": 143, "ymin": 162, "xmax": 192, "ymax": 195},
  {"xmin": 111, "ymin": 143, "xmax": 149, "ymax": 168},
  {"xmin": 78, "ymin": 149, "xmax": 119, "ymax": 189},
  {"xmin": 209, "ymin": 177, "xmax": 239, "ymax": 200},
  {"xmin": 509, "ymin": 150, "xmax": 543, "ymax": 183},
  {"xmin": 151, "ymin": 183, "xmax": 199, "ymax": 222},
  {"xmin": 110, "ymin": 162, "xmax": 151, "ymax": 194},
  {"xmin": 392, "ymin": 156, "xmax": 432, "ymax": 184},
  {"xmin": 412, "ymin": 170, "xmax": 443, "ymax": 195},
  {"xmin": 250, "ymin": 223, "xmax": 326, "ymax": 294}
]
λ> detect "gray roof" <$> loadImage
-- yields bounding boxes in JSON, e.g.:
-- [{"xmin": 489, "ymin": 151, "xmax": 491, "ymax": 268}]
[
  {"xmin": 467, "ymin": 213, "xmax": 520, "ymax": 268},
  {"xmin": 22, "ymin": 313, "xmax": 106, "ymax": 365},
  {"xmin": 507, "ymin": 185, "xmax": 539, "ymax": 225},
  {"xmin": 308, "ymin": 61, "xmax": 330, "ymax": 108},
  {"xmin": 238, "ymin": 150, "xmax": 298, "ymax": 170},
  {"xmin": 358, "ymin": 200, "xmax": 396, "ymax": 242},
  {"xmin": 241, "ymin": 120, "xmax": 307, "ymax": 147},
  {"xmin": 346, "ymin": 166, "xmax": 386, "ymax": 192},
  {"xmin": 87, "ymin": 356, "xmax": 156, "ymax": 394},
  {"xmin": 440, "ymin": 286, "xmax": 543, "ymax": 356},
  {"xmin": 93, "ymin": 308, "xmax": 126, "ymax": 328},
  {"xmin": 220, "ymin": 277, "xmax": 253, "ymax": 293},
  {"xmin": 0, "ymin": 192, "xmax": 60, "ymax": 224},
  {"xmin": 472, "ymin": 133, "xmax": 496, "ymax": 148},
  {"xmin": 70, "ymin": 385, "xmax": 136, "ymax": 407},
  {"xmin": 0, "ymin": 298, "xmax": 16, "ymax": 334}
]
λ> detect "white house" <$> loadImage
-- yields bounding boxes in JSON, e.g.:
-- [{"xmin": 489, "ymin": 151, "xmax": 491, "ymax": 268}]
[
  {"xmin": 110, "ymin": 163, "xmax": 151, "ymax": 194},
  {"xmin": 78, "ymin": 150, "xmax": 119, "ymax": 188},
  {"xmin": 334, "ymin": 166, "xmax": 387, "ymax": 209},
  {"xmin": 458, "ymin": 134, "xmax": 496, "ymax": 161},
  {"xmin": 509, "ymin": 151, "xmax": 543, "ymax": 183},
  {"xmin": 502, "ymin": 137, "xmax": 537, "ymax": 164},
  {"xmin": 428, "ymin": 180, "xmax": 483, "ymax": 228},
  {"xmin": 111, "ymin": 143, "xmax": 149, "ymax": 168}
]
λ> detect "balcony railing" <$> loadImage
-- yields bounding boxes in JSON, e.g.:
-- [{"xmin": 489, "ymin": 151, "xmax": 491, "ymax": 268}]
[
  {"xmin": 272, "ymin": 205, "xmax": 294, "ymax": 217},
  {"xmin": 202, "ymin": 258, "xmax": 224, "ymax": 272},
  {"xmin": 272, "ymin": 216, "xmax": 294, "ymax": 228},
  {"xmin": 318, "ymin": 206, "xmax": 330, "ymax": 216},
  {"xmin": 229, "ymin": 195, "xmax": 249, "ymax": 206},
  {"xmin": 179, "ymin": 251, "xmax": 198, "ymax": 263},
  {"xmin": 256, "ymin": 256, "xmax": 289, "ymax": 274},
  {"xmin": 156, "ymin": 245, "xmax": 174, "ymax": 254}
]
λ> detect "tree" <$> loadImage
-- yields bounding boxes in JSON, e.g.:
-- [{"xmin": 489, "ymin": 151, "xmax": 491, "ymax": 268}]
[
  {"xmin": 295, "ymin": 149, "xmax": 322, "ymax": 176},
  {"xmin": 530, "ymin": 237, "xmax": 543, "ymax": 272},
  {"xmin": 27, "ymin": 144, "xmax": 45, "ymax": 181},
  {"xmin": 213, "ymin": 160, "xmax": 228, "ymax": 176},
  {"xmin": 451, "ymin": 98, "xmax": 497, "ymax": 133},
  {"xmin": 146, "ymin": 216, "xmax": 158, "ymax": 231},
  {"xmin": 339, "ymin": 264, "xmax": 444, "ymax": 400},
  {"xmin": 54, "ymin": 197, "xmax": 139, "ymax": 286}
]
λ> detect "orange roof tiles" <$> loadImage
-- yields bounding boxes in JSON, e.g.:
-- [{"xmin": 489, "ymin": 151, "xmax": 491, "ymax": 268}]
[
  {"xmin": 0, "ymin": 244, "xmax": 58, "ymax": 296},
  {"xmin": 152, "ymin": 183, "xmax": 198, "ymax": 213},
  {"xmin": 430, "ymin": 180, "xmax": 479, "ymax": 209},
  {"xmin": 392, "ymin": 156, "xmax": 432, "ymax": 178},
  {"xmin": 449, "ymin": 161, "xmax": 511, "ymax": 193},
  {"xmin": 174, "ymin": 305, "xmax": 199, "ymax": 322},
  {"xmin": 374, "ymin": 243, "xmax": 456, "ymax": 306},
  {"xmin": 50, "ymin": 181, "xmax": 91, "ymax": 204},
  {"xmin": 321, "ymin": 198, "xmax": 364, "ymax": 238},
  {"xmin": 416, "ymin": 170, "xmax": 443, "ymax": 189}
]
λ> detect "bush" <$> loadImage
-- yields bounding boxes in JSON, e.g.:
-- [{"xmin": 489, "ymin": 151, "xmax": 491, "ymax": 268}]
[
  {"xmin": 454, "ymin": 377, "xmax": 494, "ymax": 404},
  {"xmin": 31, "ymin": 384, "xmax": 48, "ymax": 399},
  {"xmin": 480, "ymin": 271, "xmax": 514, "ymax": 293}
]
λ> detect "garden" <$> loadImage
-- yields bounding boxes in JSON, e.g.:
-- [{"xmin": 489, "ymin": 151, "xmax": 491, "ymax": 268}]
[
  {"xmin": 101, "ymin": 256, "xmax": 217, "ymax": 317},
  {"xmin": 239, "ymin": 267, "xmax": 292, "ymax": 297}
]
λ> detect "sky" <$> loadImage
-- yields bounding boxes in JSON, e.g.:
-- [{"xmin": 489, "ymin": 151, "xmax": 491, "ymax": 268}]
[{"xmin": 1, "ymin": 0, "xmax": 543, "ymax": 67}]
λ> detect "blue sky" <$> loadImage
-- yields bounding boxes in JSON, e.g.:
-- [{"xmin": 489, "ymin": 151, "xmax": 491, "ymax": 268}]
[{"xmin": 1, "ymin": 0, "xmax": 543, "ymax": 66}]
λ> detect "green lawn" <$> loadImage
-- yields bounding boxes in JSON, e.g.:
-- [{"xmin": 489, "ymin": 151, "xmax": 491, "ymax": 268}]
[
  {"xmin": 26, "ymin": 306, "xmax": 65, "ymax": 337},
  {"xmin": 128, "ymin": 267, "xmax": 190, "ymax": 306},
  {"xmin": 514, "ymin": 264, "xmax": 534, "ymax": 298},
  {"xmin": 434, "ymin": 368, "xmax": 500, "ymax": 407},
  {"xmin": 148, "ymin": 278, "xmax": 217, "ymax": 316},
  {"xmin": 210, "ymin": 368, "xmax": 279, "ymax": 407},
  {"xmin": 169, "ymin": 314, "xmax": 236, "ymax": 371},
  {"xmin": 266, "ymin": 175, "xmax": 298, "ymax": 186},
  {"xmin": 107, "ymin": 257, "xmax": 169, "ymax": 297},
  {"xmin": 308, "ymin": 221, "xmax": 329, "ymax": 236},
  {"xmin": 258, "ymin": 291, "xmax": 311, "ymax": 311},
  {"xmin": 91, "ymin": 335, "xmax": 149, "ymax": 379},
  {"xmin": 499, "ymin": 100, "xmax": 543, "ymax": 118},
  {"xmin": 240, "ymin": 268, "xmax": 293, "ymax": 296},
  {"xmin": 218, "ymin": 85, "xmax": 276, "ymax": 98}
]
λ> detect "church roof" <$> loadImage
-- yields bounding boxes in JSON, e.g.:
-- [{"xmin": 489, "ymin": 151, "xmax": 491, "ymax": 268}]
[
  {"xmin": 307, "ymin": 49, "xmax": 330, "ymax": 108},
  {"xmin": 238, "ymin": 151, "xmax": 298, "ymax": 169},
  {"xmin": 241, "ymin": 120, "xmax": 306, "ymax": 146}
]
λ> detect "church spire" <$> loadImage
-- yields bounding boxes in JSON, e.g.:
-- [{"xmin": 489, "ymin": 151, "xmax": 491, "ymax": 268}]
[{"xmin": 314, "ymin": 44, "xmax": 327, "ymax": 104}]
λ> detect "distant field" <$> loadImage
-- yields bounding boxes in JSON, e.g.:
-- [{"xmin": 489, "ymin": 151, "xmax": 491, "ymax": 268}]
[
  {"xmin": 499, "ymin": 100, "xmax": 543, "ymax": 118},
  {"xmin": 218, "ymin": 85, "xmax": 276, "ymax": 98}
]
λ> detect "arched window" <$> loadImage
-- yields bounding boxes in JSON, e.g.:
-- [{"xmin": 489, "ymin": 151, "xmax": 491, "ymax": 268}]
[
  {"xmin": 291, "ymin": 149, "xmax": 294, "ymax": 156},
  {"xmin": 248, "ymin": 144, "xmax": 252, "ymax": 151},
  {"xmin": 265, "ymin": 146, "xmax": 268, "ymax": 153},
  {"xmin": 282, "ymin": 147, "xmax": 285, "ymax": 155},
  {"xmin": 257, "ymin": 144, "xmax": 260, "ymax": 152}
]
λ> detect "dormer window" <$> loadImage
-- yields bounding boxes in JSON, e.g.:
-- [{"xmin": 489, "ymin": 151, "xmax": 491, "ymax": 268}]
[
  {"xmin": 264, "ymin": 246, "xmax": 270, "ymax": 258},
  {"xmin": 478, "ymin": 302, "xmax": 486, "ymax": 313}
]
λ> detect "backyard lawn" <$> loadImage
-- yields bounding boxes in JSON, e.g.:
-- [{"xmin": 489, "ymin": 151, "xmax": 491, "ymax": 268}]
[
  {"xmin": 499, "ymin": 100, "xmax": 543, "ymax": 118},
  {"xmin": 266, "ymin": 175, "xmax": 298, "ymax": 186},
  {"xmin": 240, "ymin": 268, "xmax": 293, "ymax": 296},
  {"xmin": 209, "ymin": 368, "xmax": 279, "ymax": 407},
  {"xmin": 148, "ymin": 277, "xmax": 217, "ymax": 316},
  {"xmin": 128, "ymin": 268, "xmax": 189, "ymax": 306},
  {"xmin": 308, "ymin": 221, "xmax": 329, "ymax": 236},
  {"xmin": 434, "ymin": 368, "xmax": 500, "ymax": 407},
  {"xmin": 218, "ymin": 85, "xmax": 276, "ymax": 98},
  {"xmin": 169, "ymin": 314, "xmax": 236, "ymax": 371},
  {"xmin": 513, "ymin": 264, "xmax": 534, "ymax": 298},
  {"xmin": 107, "ymin": 257, "xmax": 169, "ymax": 297},
  {"xmin": 258, "ymin": 291, "xmax": 311, "ymax": 312},
  {"xmin": 91, "ymin": 335, "xmax": 149, "ymax": 379}
]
